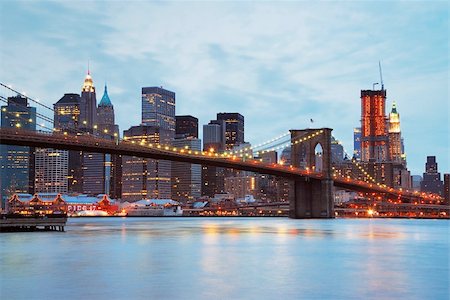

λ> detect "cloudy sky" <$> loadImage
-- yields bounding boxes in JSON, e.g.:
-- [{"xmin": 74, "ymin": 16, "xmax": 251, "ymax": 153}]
[{"xmin": 0, "ymin": 0, "xmax": 448, "ymax": 176}]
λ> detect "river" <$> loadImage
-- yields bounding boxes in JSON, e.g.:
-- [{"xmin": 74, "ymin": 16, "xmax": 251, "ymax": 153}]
[{"xmin": 1, "ymin": 217, "xmax": 449, "ymax": 300}]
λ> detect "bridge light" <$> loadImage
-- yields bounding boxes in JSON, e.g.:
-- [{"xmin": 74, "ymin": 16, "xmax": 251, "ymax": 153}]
[
  {"xmin": 172, "ymin": 147, "xmax": 177, "ymax": 152},
  {"xmin": 209, "ymin": 148, "xmax": 215, "ymax": 153},
  {"xmin": 164, "ymin": 146, "xmax": 169, "ymax": 150},
  {"xmin": 15, "ymin": 123, "xmax": 21, "ymax": 128}
]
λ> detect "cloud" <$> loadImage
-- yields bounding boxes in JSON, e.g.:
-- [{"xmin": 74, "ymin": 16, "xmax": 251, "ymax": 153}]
[{"xmin": 0, "ymin": 0, "xmax": 448, "ymax": 175}]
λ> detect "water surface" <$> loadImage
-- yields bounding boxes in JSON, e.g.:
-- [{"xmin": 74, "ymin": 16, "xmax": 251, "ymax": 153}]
[{"xmin": 1, "ymin": 217, "xmax": 449, "ymax": 299}]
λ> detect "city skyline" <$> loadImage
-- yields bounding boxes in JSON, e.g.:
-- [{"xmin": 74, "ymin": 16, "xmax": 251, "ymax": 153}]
[{"xmin": 0, "ymin": 1, "xmax": 448, "ymax": 176}]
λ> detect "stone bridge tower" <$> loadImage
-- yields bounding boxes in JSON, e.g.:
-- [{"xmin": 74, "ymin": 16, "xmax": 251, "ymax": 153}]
[{"xmin": 289, "ymin": 128, "xmax": 334, "ymax": 218}]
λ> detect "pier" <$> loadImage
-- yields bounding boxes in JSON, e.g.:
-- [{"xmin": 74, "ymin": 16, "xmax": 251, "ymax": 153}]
[{"xmin": 0, "ymin": 216, "xmax": 67, "ymax": 232}]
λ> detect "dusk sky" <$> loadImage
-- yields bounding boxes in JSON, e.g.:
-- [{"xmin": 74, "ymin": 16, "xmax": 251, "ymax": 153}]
[{"xmin": 0, "ymin": 1, "xmax": 448, "ymax": 176}]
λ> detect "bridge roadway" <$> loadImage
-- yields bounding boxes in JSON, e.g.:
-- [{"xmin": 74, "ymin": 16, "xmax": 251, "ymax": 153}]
[{"xmin": 0, "ymin": 128, "xmax": 429, "ymax": 201}]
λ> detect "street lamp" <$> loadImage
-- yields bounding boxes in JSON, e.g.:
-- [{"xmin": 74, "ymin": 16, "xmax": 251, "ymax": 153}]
[{"xmin": 373, "ymin": 82, "xmax": 379, "ymax": 90}]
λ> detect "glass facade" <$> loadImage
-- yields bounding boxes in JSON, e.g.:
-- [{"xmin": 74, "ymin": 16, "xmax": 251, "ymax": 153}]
[{"xmin": 0, "ymin": 96, "xmax": 36, "ymax": 207}]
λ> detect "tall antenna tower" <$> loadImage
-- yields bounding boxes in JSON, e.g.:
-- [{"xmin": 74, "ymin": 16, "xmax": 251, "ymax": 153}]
[{"xmin": 379, "ymin": 61, "xmax": 384, "ymax": 90}]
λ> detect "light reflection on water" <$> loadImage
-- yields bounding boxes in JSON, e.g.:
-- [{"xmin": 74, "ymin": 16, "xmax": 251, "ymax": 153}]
[{"xmin": 0, "ymin": 217, "xmax": 448, "ymax": 300}]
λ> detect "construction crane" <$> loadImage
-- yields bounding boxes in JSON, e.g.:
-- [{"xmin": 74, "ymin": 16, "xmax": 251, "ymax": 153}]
[{"xmin": 379, "ymin": 61, "xmax": 384, "ymax": 90}]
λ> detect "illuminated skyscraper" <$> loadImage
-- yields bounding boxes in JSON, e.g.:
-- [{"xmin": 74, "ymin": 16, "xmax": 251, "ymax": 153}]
[
  {"xmin": 388, "ymin": 102, "xmax": 404, "ymax": 164},
  {"xmin": 216, "ymin": 113, "xmax": 244, "ymax": 150},
  {"xmin": 360, "ymin": 89, "xmax": 389, "ymax": 162},
  {"xmin": 0, "ymin": 96, "xmax": 36, "ymax": 207},
  {"xmin": 80, "ymin": 70, "xmax": 97, "ymax": 132},
  {"xmin": 34, "ymin": 148, "xmax": 68, "ymax": 194},
  {"xmin": 142, "ymin": 87, "xmax": 175, "ymax": 133},
  {"xmin": 122, "ymin": 125, "xmax": 172, "ymax": 201},
  {"xmin": 54, "ymin": 93, "xmax": 82, "ymax": 193}
]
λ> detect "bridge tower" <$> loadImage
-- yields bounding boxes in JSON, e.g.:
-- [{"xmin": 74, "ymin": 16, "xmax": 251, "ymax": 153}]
[{"xmin": 289, "ymin": 128, "xmax": 334, "ymax": 218}]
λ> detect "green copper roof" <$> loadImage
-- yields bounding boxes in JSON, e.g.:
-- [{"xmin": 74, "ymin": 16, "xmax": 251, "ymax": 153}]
[
  {"xmin": 391, "ymin": 102, "xmax": 398, "ymax": 114},
  {"xmin": 99, "ymin": 84, "xmax": 112, "ymax": 107}
]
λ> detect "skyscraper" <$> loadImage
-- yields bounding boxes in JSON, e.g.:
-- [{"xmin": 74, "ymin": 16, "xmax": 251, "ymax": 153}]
[
  {"xmin": 444, "ymin": 174, "xmax": 449, "ymax": 205},
  {"xmin": 353, "ymin": 127, "xmax": 361, "ymax": 160},
  {"xmin": 171, "ymin": 116, "xmax": 201, "ymax": 202},
  {"xmin": 360, "ymin": 89, "xmax": 389, "ymax": 162},
  {"xmin": 54, "ymin": 93, "xmax": 82, "ymax": 193},
  {"xmin": 0, "ymin": 96, "xmax": 36, "ymax": 207},
  {"xmin": 201, "ymin": 120, "xmax": 226, "ymax": 197},
  {"xmin": 123, "ymin": 86, "xmax": 176, "ymax": 200},
  {"xmin": 388, "ymin": 102, "xmax": 404, "ymax": 164},
  {"xmin": 80, "ymin": 70, "xmax": 97, "ymax": 132},
  {"xmin": 142, "ymin": 87, "xmax": 176, "ymax": 133},
  {"xmin": 216, "ymin": 113, "xmax": 244, "ymax": 150},
  {"xmin": 97, "ymin": 84, "xmax": 121, "ymax": 199},
  {"xmin": 421, "ymin": 156, "xmax": 443, "ymax": 195},
  {"xmin": 34, "ymin": 148, "xmax": 68, "ymax": 194},
  {"xmin": 175, "ymin": 115, "xmax": 198, "ymax": 139},
  {"xmin": 171, "ymin": 138, "xmax": 201, "ymax": 202},
  {"xmin": 122, "ymin": 125, "xmax": 172, "ymax": 201}
]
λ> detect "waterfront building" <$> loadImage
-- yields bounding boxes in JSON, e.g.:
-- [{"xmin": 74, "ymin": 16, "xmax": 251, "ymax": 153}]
[
  {"xmin": 421, "ymin": 156, "xmax": 443, "ymax": 196},
  {"xmin": 444, "ymin": 174, "xmax": 449, "ymax": 205},
  {"xmin": 175, "ymin": 115, "xmax": 198, "ymax": 139},
  {"xmin": 224, "ymin": 176, "xmax": 258, "ymax": 200},
  {"xmin": 171, "ymin": 138, "xmax": 202, "ymax": 202},
  {"xmin": 54, "ymin": 93, "xmax": 82, "ymax": 193},
  {"xmin": 0, "ymin": 95, "xmax": 36, "ymax": 208},
  {"xmin": 216, "ymin": 112, "xmax": 244, "ymax": 150},
  {"xmin": 360, "ymin": 89, "xmax": 389, "ymax": 162},
  {"xmin": 121, "ymin": 125, "xmax": 172, "ymax": 201},
  {"xmin": 34, "ymin": 148, "xmax": 68, "ymax": 194}
]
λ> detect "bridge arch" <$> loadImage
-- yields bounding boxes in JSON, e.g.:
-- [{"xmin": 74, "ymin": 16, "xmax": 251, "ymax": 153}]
[{"xmin": 289, "ymin": 128, "xmax": 334, "ymax": 218}]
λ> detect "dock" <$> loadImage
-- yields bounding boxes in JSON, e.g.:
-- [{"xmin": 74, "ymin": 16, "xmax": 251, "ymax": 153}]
[{"xmin": 0, "ymin": 216, "xmax": 67, "ymax": 232}]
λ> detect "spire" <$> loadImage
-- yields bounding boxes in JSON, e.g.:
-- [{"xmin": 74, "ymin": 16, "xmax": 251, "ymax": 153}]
[
  {"xmin": 82, "ymin": 66, "xmax": 95, "ymax": 93},
  {"xmin": 99, "ymin": 83, "xmax": 112, "ymax": 106},
  {"xmin": 391, "ymin": 101, "xmax": 398, "ymax": 114}
]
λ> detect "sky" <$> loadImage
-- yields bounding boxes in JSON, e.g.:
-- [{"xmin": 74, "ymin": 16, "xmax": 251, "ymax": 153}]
[{"xmin": 0, "ymin": 0, "xmax": 448, "ymax": 176}]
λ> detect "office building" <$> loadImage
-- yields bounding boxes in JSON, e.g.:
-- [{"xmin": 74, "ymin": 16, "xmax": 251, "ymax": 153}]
[
  {"xmin": 80, "ymin": 70, "xmax": 97, "ymax": 132},
  {"xmin": 353, "ymin": 127, "xmax": 361, "ymax": 160},
  {"xmin": 54, "ymin": 93, "xmax": 82, "ymax": 193},
  {"xmin": 175, "ymin": 115, "xmax": 198, "ymax": 139},
  {"xmin": 331, "ymin": 137, "xmax": 344, "ymax": 164},
  {"xmin": 444, "ymin": 174, "xmax": 449, "ymax": 205},
  {"xmin": 142, "ymin": 87, "xmax": 176, "ymax": 133},
  {"xmin": 217, "ymin": 112, "xmax": 244, "ymax": 150},
  {"xmin": 421, "ymin": 156, "xmax": 443, "ymax": 196},
  {"xmin": 34, "ymin": 148, "xmax": 68, "ymax": 194},
  {"xmin": 171, "ymin": 138, "xmax": 202, "ymax": 202},
  {"xmin": 224, "ymin": 176, "xmax": 258, "ymax": 200},
  {"xmin": 122, "ymin": 125, "xmax": 172, "ymax": 201},
  {"xmin": 1, "ymin": 96, "xmax": 36, "ymax": 207},
  {"xmin": 388, "ymin": 102, "xmax": 404, "ymax": 164},
  {"xmin": 360, "ymin": 89, "xmax": 389, "ymax": 162}
]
